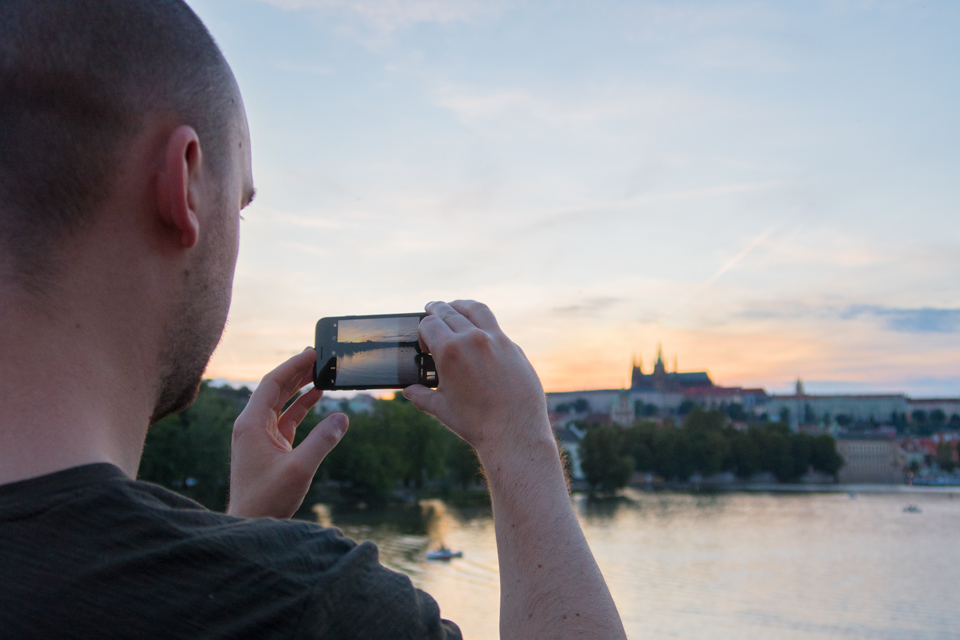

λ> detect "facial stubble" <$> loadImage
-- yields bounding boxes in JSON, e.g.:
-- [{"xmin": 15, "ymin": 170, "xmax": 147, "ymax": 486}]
[{"xmin": 150, "ymin": 196, "xmax": 235, "ymax": 424}]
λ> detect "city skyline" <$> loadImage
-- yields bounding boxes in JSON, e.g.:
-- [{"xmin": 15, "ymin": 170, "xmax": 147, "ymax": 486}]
[{"xmin": 188, "ymin": 0, "xmax": 960, "ymax": 397}]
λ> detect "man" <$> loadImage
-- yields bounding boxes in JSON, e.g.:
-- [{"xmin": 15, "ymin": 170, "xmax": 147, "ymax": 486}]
[{"xmin": 0, "ymin": 1, "xmax": 626, "ymax": 638}]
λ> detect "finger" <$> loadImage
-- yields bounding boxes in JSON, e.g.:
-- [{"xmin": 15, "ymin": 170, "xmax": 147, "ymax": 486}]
[
  {"xmin": 278, "ymin": 386, "xmax": 323, "ymax": 444},
  {"xmin": 403, "ymin": 384, "xmax": 444, "ymax": 421},
  {"xmin": 425, "ymin": 300, "xmax": 476, "ymax": 333},
  {"xmin": 293, "ymin": 413, "xmax": 349, "ymax": 475},
  {"xmin": 418, "ymin": 314, "xmax": 455, "ymax": 353},
  {"xmin": 250, "ymin": 349, "xmax": 318, "ymax": 413},
  {"xmin": 449, "ymin": 300, "xmax": 501, "ymax": 333}
]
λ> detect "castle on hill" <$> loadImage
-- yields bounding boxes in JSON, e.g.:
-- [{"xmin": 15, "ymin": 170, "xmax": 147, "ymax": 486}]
[{"xmin": 630, "ymin": 345, "xmax": 713, "ymax": 393}]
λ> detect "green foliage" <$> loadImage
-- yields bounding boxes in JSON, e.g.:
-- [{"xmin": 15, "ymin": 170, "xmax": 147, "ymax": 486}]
[
  {"xmin": 725, "ymin": 402, "xmax": 747, "ymax": 422},
  {"xmin": 930, "ymin": 409, "xmax": 947, "ymax": 427},
  {"xmin": 554, "ymin": 398, "xmax": 590, "ymax": 414},
  {"xmin": 677, "ymin": 400, "xmax": 696, "ymax": 416},
  {"xmin": 583, "ymin": 408, "xmax": 845, "ymax": 485},
  {"xmin": 323, "ymin": 396, "xmax": 481, "ymax": 501},
  {"xmin": 141, "ymin": 385, "xmax": 485, "ymax": 508},
  {"xmin": 138, "ymin": 382, "xmax": 251, "ymax": 511},
  {"xmin": 580, "ymin": 425, "xmax": 635, "ymax": 493},
  {"xmin": 447, "ymin": 436, "xmax": 484, "ymax": 491},
  {"xmin": 936, "ymin": 442, "xmax": 956, "ymax": 472}
]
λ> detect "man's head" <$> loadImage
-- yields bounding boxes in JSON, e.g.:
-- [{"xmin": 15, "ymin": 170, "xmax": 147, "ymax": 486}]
[{"xmin": 0, "ymin": 0, "xmax": 254, "ymax": 422}]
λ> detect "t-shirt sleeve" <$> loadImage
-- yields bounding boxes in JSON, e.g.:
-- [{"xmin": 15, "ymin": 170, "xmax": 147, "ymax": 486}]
[{"xmin": 296, "ymin": 541, "xmax": 462, "ymax": 640}]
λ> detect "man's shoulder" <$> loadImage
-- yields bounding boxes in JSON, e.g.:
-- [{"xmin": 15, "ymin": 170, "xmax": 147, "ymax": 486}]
[{"xmin": 0, "ymin": 462, "xmax": 361, "ymax": 577}]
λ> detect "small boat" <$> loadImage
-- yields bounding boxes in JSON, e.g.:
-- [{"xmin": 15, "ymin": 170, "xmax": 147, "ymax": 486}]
[
  {"xmin": 903, "ymin": 504, "xmax": 922, "ymax": 513},
  {"xmin": 427, "ymin": 546, "xmax": 463, "ymax": 561}
]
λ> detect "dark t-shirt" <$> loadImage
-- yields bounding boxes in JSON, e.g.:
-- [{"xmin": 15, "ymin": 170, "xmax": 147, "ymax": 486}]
[{"xmin": 0, "ymin": 464, "xmax": 461, "ymax": 639}]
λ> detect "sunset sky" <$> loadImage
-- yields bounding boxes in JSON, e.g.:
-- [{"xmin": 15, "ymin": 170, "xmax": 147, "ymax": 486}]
[{"xmin": 189, "ymin": 0, "xmax": 960, "ymax": 397}]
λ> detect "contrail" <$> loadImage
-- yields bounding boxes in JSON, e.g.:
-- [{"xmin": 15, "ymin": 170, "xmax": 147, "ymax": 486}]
[
  {"xmin": 657, "ymin": 220, "xmax": 787, "ymax": 324},
  {"xmin": 703, "ymin": 225, "xmax": 779, "ymax": 287}
]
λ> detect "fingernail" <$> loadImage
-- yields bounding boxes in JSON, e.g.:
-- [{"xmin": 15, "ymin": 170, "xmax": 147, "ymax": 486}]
[
  {"xmin": 331, "ymin": 413, "xmax": 348, "ymax": 436},
  {"xmin": 303, "ymin": 346, "xmax": 312, "ymax": 352}
]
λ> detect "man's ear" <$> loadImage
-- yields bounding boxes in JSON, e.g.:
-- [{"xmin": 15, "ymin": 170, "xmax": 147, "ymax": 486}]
[{"xmin": 156, "ymin": 125, "xmax": 203, "ymax": 249}]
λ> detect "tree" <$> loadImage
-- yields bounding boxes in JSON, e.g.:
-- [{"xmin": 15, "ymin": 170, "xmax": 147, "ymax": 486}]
[
  {"xmin": 678, "ymin": 400, "xmax": 697, "ymax": 417},
  {"xmin": 139, "ymin": 382, "xmax": 250, "ymax": 510},
  {"xmin": 930, "ymin": 409, "xmax": 947, "ymax": 429},
  {"xmin": 810, "ymin": 435, "xmax": 843, "ymax": 478},
  {"xmin": 446, "ymin": 435, "xmax": 483, "ymax": 490},
  {"xmin": 580, "ymin": 425, "xmax": 635, "ymax": 493},
  {"xmin": 726, "ymin": 403, "xmax": 747, "ymax": 422},
  {"xmin": 683, "ymin": 408, "xmax": 729, "ymax": 477},
  {"xmin": 324, "ymin": 396, "xmax": 452, "ymax": 499},
  {"xmin": 936, "ymin": 442, "xmax": 956, "ymax": 472},
  {"xmin": 623, "ymin": 422, "xmax": 657, "ymax": 472},
  {"xmin": 729, "ymin": 432, "xmax": 761, "ymax": 478},
  {"xmin": 634, "ymin": 401, "xmax": 659, "ymax": 418}
]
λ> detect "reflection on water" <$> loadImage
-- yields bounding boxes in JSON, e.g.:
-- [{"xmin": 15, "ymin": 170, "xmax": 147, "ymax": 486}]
[
  {"xmin": 314, "ymin": 491, "xmax": 960, "ymax": 639},
  {"xmin": 336, "ymin": 345, "xmax": 419, "ymax": 386}
]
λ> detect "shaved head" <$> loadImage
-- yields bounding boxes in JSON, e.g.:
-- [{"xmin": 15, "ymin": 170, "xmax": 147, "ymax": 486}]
[{"xmin": 0, "ymin": 0, "xmax": 238, "ymax": 291}]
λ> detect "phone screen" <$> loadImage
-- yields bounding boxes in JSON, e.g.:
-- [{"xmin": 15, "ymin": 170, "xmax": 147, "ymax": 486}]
[
  {"xmin": 314, "ymin": 313, "xmax": 437, "ymax": 390},
  {"xmin": 335, "ymin": 316, "xmax": 421, "ymax": 387}
]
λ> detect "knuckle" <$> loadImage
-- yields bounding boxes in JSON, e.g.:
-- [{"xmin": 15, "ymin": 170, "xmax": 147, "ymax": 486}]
[
  {"xmin": 467, "ymin": 329, "xmax": 491, "ymax": 350},
  {"xmin": 290, "ymin": 458, "xmax": 315, "ymax": 483},
  {"xmin": 319, "ymin": 426, "xmax": 341, "ymax": 448},
  {"xmin": 443, "ymin": 337, "xmax": 464, "ymax": 357}
]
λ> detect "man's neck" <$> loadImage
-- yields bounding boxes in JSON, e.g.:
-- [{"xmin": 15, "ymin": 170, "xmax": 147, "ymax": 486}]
[{"xmin": 0, "ymin": 284, "xmax": 155, "ymax": 485}]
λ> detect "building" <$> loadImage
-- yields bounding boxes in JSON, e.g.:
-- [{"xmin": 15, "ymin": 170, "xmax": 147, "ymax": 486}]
[
  {"xmin": 547, "ymin": 347, "xmax": 765, "ymax": 422},
  {"xmin": 906, "ymin": 398, "xmax": 960, "ymax": 427},
  {"xmin": 546, "ymin": 387, "xmax": 684, "ymax": 421},
  {"xmin": 630, "ymin": 346, "xmax": 713, "ymax": 393},
  {"xmin": 836, "ymin": 435, "xmax": 902, "ymax": 483},
  {"xmin": 766, "ymin": 380, "xmax": 908, "ymax": 432}
]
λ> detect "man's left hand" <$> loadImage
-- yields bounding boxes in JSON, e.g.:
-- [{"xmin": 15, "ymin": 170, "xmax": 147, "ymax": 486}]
[{"xmin": 227, "ymin": 348, "xmax": 348, "ymax": 519}]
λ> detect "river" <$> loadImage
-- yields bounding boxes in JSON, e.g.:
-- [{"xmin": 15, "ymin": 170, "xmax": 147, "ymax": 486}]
[{"xmin": 313, "ymin": 490, "xmax": 960, "ymax": 639}]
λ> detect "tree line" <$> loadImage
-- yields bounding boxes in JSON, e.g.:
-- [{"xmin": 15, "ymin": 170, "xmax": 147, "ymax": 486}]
[
  {"xmin": 138, "ymin": 383, "xmax": 484, "ymax": 511},
  {"xmin": 578, "ymin": 408, "xmax": 844, "ymax": 492}
]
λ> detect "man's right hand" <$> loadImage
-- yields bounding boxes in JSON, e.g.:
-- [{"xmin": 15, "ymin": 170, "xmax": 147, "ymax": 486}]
[
  {"xmin": 404, "ymin": 300, "xmax": 626, "ymax": 640},
  {"xmin": 402, "ymin": 300, "xmax": 554, "ymax": 463}
]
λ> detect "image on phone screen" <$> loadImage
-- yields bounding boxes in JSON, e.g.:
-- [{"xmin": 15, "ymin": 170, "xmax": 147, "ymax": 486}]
[
  {"xmin": 335, "ymin": 316, "xmax": 421, "ymax": 387},
  {"xmin": 314, "ymin": 313, "xmax": 437, "ymax": 390}
]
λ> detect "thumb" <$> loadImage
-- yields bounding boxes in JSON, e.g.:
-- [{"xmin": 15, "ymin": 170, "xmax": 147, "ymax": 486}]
[
  {"xmin": 403, "ymin": 384, "xmax": 444, "ymax": 419},
  {"xmin": 293, "ymin": 413, "xmax": 348, "ymax": 473}
]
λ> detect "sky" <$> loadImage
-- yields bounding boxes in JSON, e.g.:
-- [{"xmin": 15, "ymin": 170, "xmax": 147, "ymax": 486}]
[{"xmin": 188, "ymin": 0, "xmax": 960, "ymax": 397}]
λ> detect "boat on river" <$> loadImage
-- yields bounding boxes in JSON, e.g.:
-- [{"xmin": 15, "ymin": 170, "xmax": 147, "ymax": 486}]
[
  {"xmin": 427, "ymin": 547, "xmax": 463, "ymax": 561},
  {"xmin": 903, "ymin": 504, "xmax": 922, "ymax": 513}
]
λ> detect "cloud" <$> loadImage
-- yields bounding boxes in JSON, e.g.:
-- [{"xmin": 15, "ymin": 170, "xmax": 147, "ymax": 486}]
[
  {"xmin": 738, "ymin": 302, "xmax": 960, "ymax": 334},
  {"xmin": 432, "ymin": 84, "xmax": 700, "ymax": 127},
  {"xmin": 552, "ymin": 297, "xmax": 623, "ymax": 316},
  {"xmin": 257, "ymin": 0, "xmax": 506, "ymax": 32},
  {"xmin": 844, "ymin": 306, "xmax": 960, "ymax": 334}
]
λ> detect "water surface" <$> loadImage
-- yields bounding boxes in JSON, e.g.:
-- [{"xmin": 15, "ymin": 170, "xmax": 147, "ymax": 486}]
[{"xmin": 316, "ymin": 491, "xmax": 960, "ymax": 639}]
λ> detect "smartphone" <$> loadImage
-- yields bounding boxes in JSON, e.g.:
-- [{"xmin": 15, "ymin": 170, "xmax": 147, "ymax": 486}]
[{"xmin": 313, "ymin": 313, "xmax": 438, "ymax": 390}]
